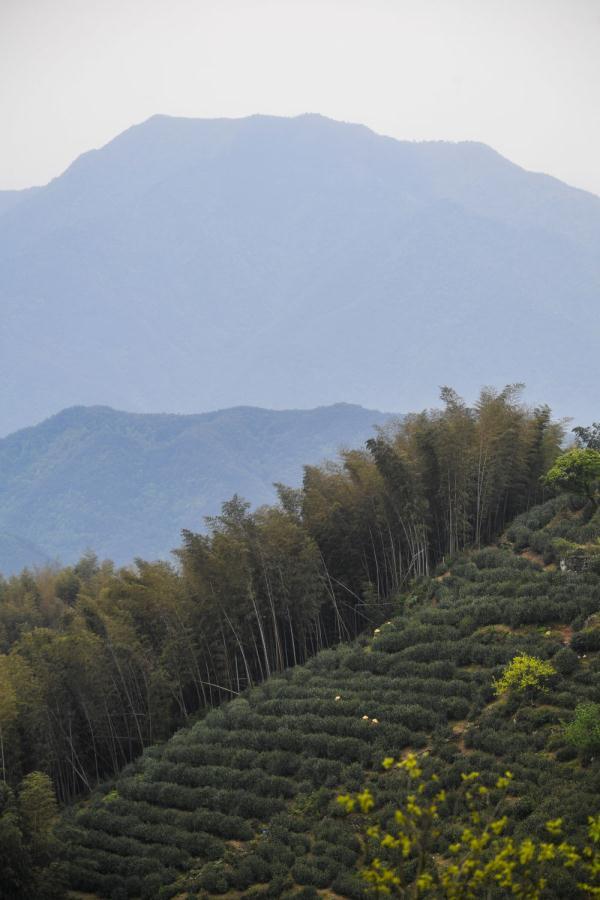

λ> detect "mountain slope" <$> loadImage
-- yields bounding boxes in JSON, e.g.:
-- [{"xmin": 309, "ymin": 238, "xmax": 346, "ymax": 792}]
[
  {"xmin": 1, "ymin": 113, "xmax": 599, "ymax": 436},
  {"xmin": 0, "ymin": 402, "xmax": 390, "ymax": 574},
  {"xmin": 62, "ymin": 500, "xmax": 600, "ymax": 898}
]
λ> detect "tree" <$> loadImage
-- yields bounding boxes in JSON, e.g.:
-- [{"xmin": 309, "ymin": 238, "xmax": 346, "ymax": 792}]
[
  {"xmin": 493, "ymin": 654, "xmax": 556, "ymax": 700},
  {"xmin": 0, "ymin": 657, "xmax": 18, "ymax": 783},
  {"xmin": 565, "ymin": 703, "xmax": 600, "ymax": 759},
  {"xmin": 0, "ymin": 777, "xmax": 65, "ymax": 900},
  {"xmin": 0, "ymin": 783, "xmax": 31, "ymax": 899},
  {"xmin": 542, "ymin": 448, "xmax": 600, "ymax": 507},
  {"xmin": 18, "ymin": 772, "xmax": 59, "ymax": 845},
  {"xmin": 572, "ymin": 423, "xmax": 600, "ymax": 451}
]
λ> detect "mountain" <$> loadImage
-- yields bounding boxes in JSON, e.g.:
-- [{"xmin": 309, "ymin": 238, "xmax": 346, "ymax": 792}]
[
  {"xmin": 0, "ymin": 185, "xmax": 40, "ymax": 217},
  {"xmin": 0, "ymin": 402, "xmax": 391, "ymax": 575},
  {"xmin": 0, "ymin": 532, "xmax": 50, "ymax": 573},
  {"xmin": 1, "ymin": 113, "xmax": 599, "ymax": 437}
]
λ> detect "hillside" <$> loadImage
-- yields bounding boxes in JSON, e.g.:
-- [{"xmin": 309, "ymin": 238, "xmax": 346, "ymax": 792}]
[
  {"xmin": 0, "ymin": 402, "xmax": 390, "ymax": 575},
  {"xmin": 1, "ymin": 114, "xmax": 600, "ymax": 436},
  {"xmin": 61, "ymin": 497, "xmax": 600, "ymax": 898},
  {"xmin": 1, "ymin": 389, "xmax": 598, "ymax": 897}
]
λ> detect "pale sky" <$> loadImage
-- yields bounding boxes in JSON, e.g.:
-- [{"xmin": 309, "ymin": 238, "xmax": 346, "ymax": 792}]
[{"xmin": 1, "ymin": 0, "xmax": 599, "ymax": 195}]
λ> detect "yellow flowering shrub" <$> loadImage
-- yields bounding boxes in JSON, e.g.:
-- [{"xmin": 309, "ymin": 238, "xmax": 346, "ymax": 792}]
[
  {"xmin": 493, "ymin": 654, "xmax": 556, "ymax": 699},
  {"xmin": 338, "ymin": 753, "xmax": 600, "ymax": 898}
]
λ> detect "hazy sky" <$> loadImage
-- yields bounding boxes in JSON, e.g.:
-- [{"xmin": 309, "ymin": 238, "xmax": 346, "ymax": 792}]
[{"xmin": 1, "ymin": 0, "xmax": 599, "ymax": 195}]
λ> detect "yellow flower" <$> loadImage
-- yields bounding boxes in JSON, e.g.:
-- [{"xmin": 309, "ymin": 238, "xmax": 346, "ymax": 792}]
[
  {"xmin": 357, "ymin": 789, "xmax": 375, "ymax": 813},
  {"xmin": 519, "ymin": 838, "xmax": 535, "ymax": 864},
  {"xmin": 399, "ymin": 833, "xmax": 412, "ymax": 858},
  {"xmin": 490, "ymin": 817, "xmax": 507, "ymax": 835},
  {"xmin": 558, "ymin": 841, "xmax": 581, "ymax": 867},
  {"xmin": 588, "ymin": 816, "xmax": 600, "ymax": 844},
  {"xmin": 416, "ymin": 873, "xmax": 434, "ymax": 890},
  {"xmin": 381, "ymin": 832, "xmax": 399, "ymax": 849},
  {"xmin": 496, "ymin": 772, "xmax": 513, "ymax": 790},
  {"xmin": 337, "ymin": 793, "xmax": 355, "ymax": 813},
  {"xmin": 545, "ymin": 818, "xmax": 563, "ymax": 837},
  {"xmin": 394, "ymin": 809, "xmax": 406, "ymax": 826},
  {"xmin": 538, "ymin": 843, "xmax": 556, "ymax": 862}
]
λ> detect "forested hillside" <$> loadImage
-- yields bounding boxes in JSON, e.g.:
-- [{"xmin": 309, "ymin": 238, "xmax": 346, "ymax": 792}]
[
  {"xmin": 1, "ymin": 389, "xmax": 599, "ymax": 898},
  {"xmin": 0, "ymin": 402, "xmax": 389, "ymax": 574},
  {"xmin": 62, "ymin": 513, "xmax": 600, "ymax": 898},
  {"xmin": 2, "ymin": 113, "xmax": 600, "ymax": 436}
]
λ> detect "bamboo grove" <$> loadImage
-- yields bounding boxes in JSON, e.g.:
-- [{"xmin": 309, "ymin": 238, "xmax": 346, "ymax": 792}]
[{"xmin": 0, "ymin": 386, "xmax": 565, "ymax": 802}]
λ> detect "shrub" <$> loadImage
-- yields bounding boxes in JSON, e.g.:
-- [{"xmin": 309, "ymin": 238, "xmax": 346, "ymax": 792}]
[
  {"xmin": 440, "ymin": 696, "xmax": 470, "ymax": 720},
  {"xmin": 555, "ymin": 745, "xmax": 578, "ymax": 762},
  {"xmin": 198, "ymin": 862, "xmax": 231, "ymax": 893},
  {"xmin": 291, "ymin": 861, "xmax": 331, "ymax": 889},
  {"xmin": 565, "ymin": 703, "xmax": 600, "ymax": 757},
  {"xmin": 571, "ymin": 629, "xmax": 600, "ymax": 653},
  {"xmin": 506, "ymin": 525, "xmax": 531, "ymax": 550},
  {"xmin": 553, "ymin": 647, "xmax": 579, "ymax": 676},
  {"xmin": 493, "ymin": 654, "xmax": 556, "ymax": 699}
]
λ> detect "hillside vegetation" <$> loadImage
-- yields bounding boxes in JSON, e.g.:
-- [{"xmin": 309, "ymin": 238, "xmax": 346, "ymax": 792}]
[
  {"xmin": 61, "ymin": 497, "xmax": 600, "ymax": 898},
  {"xmin": 0, "ymin": 402, "xmax": 389, "ymax": 573},
  {"xmin": 1, "ymin": 389, "xmax": 599, "ymax": 897},
  {"xmin": 0, "ymin": 388, "xmax": 560, "ymax": 801}
]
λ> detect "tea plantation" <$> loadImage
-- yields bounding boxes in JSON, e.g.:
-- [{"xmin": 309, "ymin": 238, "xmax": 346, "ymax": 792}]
[{"xmin": 63, "ymin": 499, "xmax": 600, "ymax": 898}]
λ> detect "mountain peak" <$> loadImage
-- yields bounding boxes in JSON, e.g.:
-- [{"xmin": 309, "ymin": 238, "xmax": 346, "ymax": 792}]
[{"xmin": 1, "ymin": 113, "xmax": 599, "ymax": 438}]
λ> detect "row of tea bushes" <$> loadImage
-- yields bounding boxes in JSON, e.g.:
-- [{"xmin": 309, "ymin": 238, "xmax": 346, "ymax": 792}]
[{"xmin": 63, "ymin": 536, "xmax": 600, "ymax": 897}]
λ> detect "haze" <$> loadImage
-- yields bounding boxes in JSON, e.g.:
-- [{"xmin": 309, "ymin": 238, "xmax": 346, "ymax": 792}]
[{"xmin": 1, "ymin": 0, "xmax": 600, "ymax": 196}]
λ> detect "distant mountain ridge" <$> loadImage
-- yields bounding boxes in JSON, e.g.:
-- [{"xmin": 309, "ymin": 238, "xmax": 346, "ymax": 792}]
[
  {"xmin": 1, "ymin": 113, "xmax": 599, "ymax": 437},
  {"xmin": 0, "ymin": 402, "xmax": 392, "ymax": 575}
]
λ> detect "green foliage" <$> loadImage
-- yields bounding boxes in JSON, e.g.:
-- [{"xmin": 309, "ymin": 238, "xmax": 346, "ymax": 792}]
[
  {"xmin": 543, "ymin": 448, "xmax": 600, "ymax": 504},
  {"xmin": 571, "ymin": 628, "xmax": 600, "ymax": 653},
  {"xmin": 19, "ymin": 771, "xmax": 59, "ymax": 847},
  {"xmin": 565, "ymin": 703, "xmax": 600, "ymax": 757},
  {"xmin": 573, "ymin": 423, "xmax": 600, "ymax": 452},
  {"xmin": 0, "ymin": 776, "xmax": 65, "ymax": 899},
  {"xmin": 552, "ymin": 646, "xmax": 579, "ymax": 676}
]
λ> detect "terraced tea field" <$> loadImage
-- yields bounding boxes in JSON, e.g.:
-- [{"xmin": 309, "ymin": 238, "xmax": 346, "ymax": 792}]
[{"xmin": 63, "ymin": 533, "xmax": 600, "ymax": 898}]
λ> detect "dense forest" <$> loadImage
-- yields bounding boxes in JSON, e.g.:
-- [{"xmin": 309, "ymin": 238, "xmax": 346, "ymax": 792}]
[
  {"xmin": 1, "ymin": 387, "xmax": 599, "ymax": 897},
  {"xmin": 0, "ymin": 386, "xmax": 563, "ymax": 801}
]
